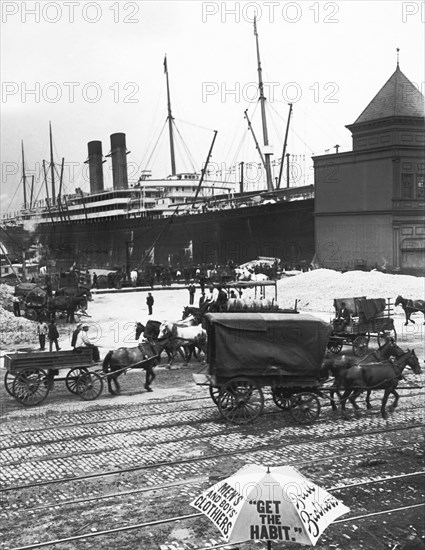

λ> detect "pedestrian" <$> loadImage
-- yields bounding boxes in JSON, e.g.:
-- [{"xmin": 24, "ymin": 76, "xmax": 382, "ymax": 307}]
[
  {"xmin": 37, "ymin": 320, "xmax": 48, "ymax": 351},
  {"xmin": 12, "ymin": 296, "xmax": 21, "ymax": 317},
  {"xmin": 146, "ymin": 292, "xmax": 154, "ymax": 315},
  {"xmin": 188, "ymin": 283, "xmax": 196, "ymax": 305},
  {"xmin": 91, "ymin": 272, "xmax": 98, "ymax": 289},
  {"xmin": 48, "ymin": 320, "xmax": 61, "ymax": 352},
  {"xmin": 74, "ymin": 324, "xmax": 100, "ymax": 361}
]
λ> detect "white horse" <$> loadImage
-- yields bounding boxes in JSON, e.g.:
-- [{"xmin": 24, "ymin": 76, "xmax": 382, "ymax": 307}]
[{"xmin": 158, "ymin": 321, "xmax": 206, "ymax": 342}]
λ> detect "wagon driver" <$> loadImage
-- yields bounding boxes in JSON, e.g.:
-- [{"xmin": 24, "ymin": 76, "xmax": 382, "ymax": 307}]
[
  {"xmin": 75, "ymin": 324, "xmax": 100, "ymax": 362},
  {"xmin": 337, "ymin": 302, "xmax": 352, "ymax": 331}
]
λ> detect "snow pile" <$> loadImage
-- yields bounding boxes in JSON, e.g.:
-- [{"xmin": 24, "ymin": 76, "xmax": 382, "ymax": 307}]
[
  {"xmin": 0, "ymin": 283, "xmax": 14, "ymax": 313},
  {"xmin": 277, "ymin": 269, "xmax": 425, "ymax": 314},
  {"xmin": 0, "ymin": 283, "xmax": 38, "ymax": 349}
]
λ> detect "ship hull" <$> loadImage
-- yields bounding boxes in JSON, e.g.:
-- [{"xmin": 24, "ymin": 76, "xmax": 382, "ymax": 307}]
[{"xmin": 1, "ymin": 199, "xmax": 314, "ymax": 268}]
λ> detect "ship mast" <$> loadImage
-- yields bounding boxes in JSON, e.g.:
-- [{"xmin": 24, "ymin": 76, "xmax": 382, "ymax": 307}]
[
  {"xmin": 49, "ymin": 121, "xmax": 56, "ymax": 204},
  {"xmin": 164, "ymin": 55, "xmax": 177, "ymax": 176},
  {"xmin": 254, "ymin": 16, "xmax": 273, "ymax": 192},
  {"xmin": 21, "ymin": 141, "xmax": 27, "ymax": 209}
]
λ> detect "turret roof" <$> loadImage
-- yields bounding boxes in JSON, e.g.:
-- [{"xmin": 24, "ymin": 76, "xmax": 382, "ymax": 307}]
[{"xmin": 354, "ymin": 65, "xmax": 424, "ymax": 124}]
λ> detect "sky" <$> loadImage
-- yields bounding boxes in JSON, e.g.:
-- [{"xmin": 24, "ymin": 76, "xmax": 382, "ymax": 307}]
[{"xmin": 1, "ymin": 0, "xmax": 424, "ymax": 213}]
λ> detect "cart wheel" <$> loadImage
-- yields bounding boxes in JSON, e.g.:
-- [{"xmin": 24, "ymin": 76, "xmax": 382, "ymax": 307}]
[
  {"xmin": 76, "ymin": 371, "xmax": 103, "ymax": 401},
  {"xmin": 12, "ymin": 368, "xmax": 50, "ymax": 406},
  {"xmin": 353, "ymin": 335, "xmax": 369, "ymax": 357},
  {"xmin": 271, "ymin": 386, "xmax": 293, "ymax": 410},
  {"xmin": 290, "ymin": 392, "xmax": 321, "ymax": 424},
  {"xmin": 218, "ymin": 377, "xmax": 264, "ymax": 424},
  {"xmin": 25, "ymin": 308, "xmax": 38, "ymax": 321},
  {"xmin": 65, "ymin": 367, "xmax": 89, "ymax": 394},
  {"xmin": 377, "ymin": 328, "xmax": 397, "ymax": 347},
  {"xmin": 209, "ymin": 386, "xmax": 220, "ymax": 405},
  {"xmin": 4, "ymin": 372, "xmax": 16, "ymax": 396},
  {"xmin": 327, "ymin": 341, "xmax": 343, "ymax": 354}
]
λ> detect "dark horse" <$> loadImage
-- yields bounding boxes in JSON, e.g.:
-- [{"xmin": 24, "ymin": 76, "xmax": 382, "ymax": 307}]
[
  {"xmin": 395, "ymin": 295, "xmax": 425, "ymax": 325},
  {"xmin": 321, "ymin": 338, "xmax": 406, "ymax": 411},
  {"xmin": 102, "ymin": 341, "xmax": 160, "ymax": 395},
  {"xmin": 47, "ymin": 295, "xmax": 88, "ymax": 323},
  {"xmin": 337, "ymin": 349, "xmax": 421, "ymax": 419}
]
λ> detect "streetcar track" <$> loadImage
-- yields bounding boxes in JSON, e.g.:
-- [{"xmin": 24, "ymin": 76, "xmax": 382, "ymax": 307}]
[
  {"xmin": 1, "ymin": 394, "xmax": 424, "ymax": 455},
  {"xmin": 1, "ymin": 399, "xmax": 423, "ymax": 466},
  {"xmin": 6, "ymin": 502, "xmax": 425, "ymax": 550},
  {"xmin": 2, "ymin": 422, "xmax": 423, "ymax": 492},
  {"xmin": 2, "ymin": 385, "xmax": 423, "ymax": 436}
]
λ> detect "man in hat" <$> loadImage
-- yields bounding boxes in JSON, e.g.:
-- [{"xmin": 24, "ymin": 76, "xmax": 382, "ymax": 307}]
[
  {"xmin": 146, "ymin": 292, "xmax": 154, "ymax": 315},
  {"xmin": 48, "ymin": 320, "xmax": 60, "ymax": 352},
  {"xmin": 74, "ymin": 324, "xmax": 100, "ymax": 361},
  {"xmin": 37, "ymin": 319, "xmax": 48, "ymax": 351}
]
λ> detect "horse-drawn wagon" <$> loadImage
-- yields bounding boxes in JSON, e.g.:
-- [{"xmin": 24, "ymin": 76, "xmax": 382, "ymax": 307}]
[
  {"xmin": 193, "ymin": 312, "xmax": 332, "ymax": 425},
  {"xmin": 328, "ymin": 297, "xmax": 397, "ymax": 357},
  {"xmin": 4, "ymin": 349, "xmax": 104, "ymax": 406},
  {"xmin": 14, "ymin": 283, "xmax": 90, "ymax": 322}
]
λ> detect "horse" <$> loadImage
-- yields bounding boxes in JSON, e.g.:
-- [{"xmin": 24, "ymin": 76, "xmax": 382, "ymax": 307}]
[
  {"xmin": 321, "ymin": 339, "xmax": 407, "ymax": 411},
  {"xmin": 135, "ymin": 320, "xmax": 197, "ymax": 367},
  {"xmin": 337, "ymin": 349, "xmax": 421, "ymax": 419},
  {"xmin": 102, "ymin": 341, "xmax": 160, "ymax": 395},
  {"xmin": 158, "ymin": 322, "xmax": 207, "ymax": 361},
  {"xmin": 47, "ymin": 295, "xmax": 88, "ymax": 323},
  {"xmin": 56, "ymin": 285, "xmax": 92, "ymax": 301},
  {"xmin": 395, "ymin": 295, "xmax": 425, "ymax": 325}
]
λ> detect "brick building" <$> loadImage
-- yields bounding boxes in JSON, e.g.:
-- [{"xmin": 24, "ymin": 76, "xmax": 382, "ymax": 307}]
[{"xmin": 313, "ymin": 64, "xmax": 424, "ymax": 274}]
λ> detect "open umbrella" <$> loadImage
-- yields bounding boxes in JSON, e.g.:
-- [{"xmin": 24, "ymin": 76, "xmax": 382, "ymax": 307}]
[{"xmin": 191, "ymin": 464, "xmax": 349, "ymax": 547}]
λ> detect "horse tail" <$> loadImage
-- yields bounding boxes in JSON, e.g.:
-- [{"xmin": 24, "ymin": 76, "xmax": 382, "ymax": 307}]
[{"xmin": 102, "ymin": 350, "xmax": 113, "ymax": 373}]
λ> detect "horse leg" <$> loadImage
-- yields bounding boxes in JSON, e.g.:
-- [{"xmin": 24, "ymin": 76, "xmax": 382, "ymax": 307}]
[
  {"xmin": 144, "ymin": 367, "xmax": 154, "ymax": 392},
  {"xmin": 107, "ymin": 375, "xmax": 115, "ymax": 395},
  {"xmin": 329, "ymin": 388, "xmax": 338, "ymax": 411},
  {"xmin": 390, "ymin": 388, "xmax": 400, "ymax": 410},
  {"xmin": 365, "ymin": 389, "xmax": 373, "ymax": 409},
  {"xmin": 381, "ymin": 388, "xmax": 392, "ymax": 419},
  {"xmin": 348, "ymin": 389, "xmax": 362, "ymax": 413},
  {"xmin": 340, "ymin": 389, "xmax": 352, "ymax": 418},
  {"xmin": 178, "ymin": 346, "xmax": 188, "ymax": 367}
]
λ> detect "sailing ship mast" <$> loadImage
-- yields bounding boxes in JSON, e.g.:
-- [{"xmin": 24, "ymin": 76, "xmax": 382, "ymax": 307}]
[
  {"xmin": 164, "ymin": 55, "xmax": 177, "ymax": 176},
  {"xmin": 49, "ymin": 121, "xmax": 56, "ymax": 204},
  {"xmin": 21, "ymin": 141, "xmax": 27, "ymax": 209},
  {"xmin": 254, "ymin": 16, "xmax": 273, "ymax": 192}
]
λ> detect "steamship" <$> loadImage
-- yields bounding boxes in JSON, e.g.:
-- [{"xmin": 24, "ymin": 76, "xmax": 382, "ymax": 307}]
[{"xmin": 0, "ymin": 20, "xmax": 315, "ymax": 270}]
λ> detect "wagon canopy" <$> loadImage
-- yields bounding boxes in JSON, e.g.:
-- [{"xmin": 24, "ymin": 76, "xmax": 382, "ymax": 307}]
[{"xmin": 205, "ymin": 313, "xmax": 332, "ymax": 379}]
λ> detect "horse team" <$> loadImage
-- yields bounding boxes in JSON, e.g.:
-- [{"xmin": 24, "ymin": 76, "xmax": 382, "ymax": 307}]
[{"xmin": 100, "ymin": 298, "xmax": 423, "ymax": 422}]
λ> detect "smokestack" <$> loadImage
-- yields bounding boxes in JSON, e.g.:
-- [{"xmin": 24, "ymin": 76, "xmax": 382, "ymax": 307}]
[
  {"xmin": 86, "ymin": 141, "xmax": 104, "ymax": 193},
  {"xmin": 110, "ymin": 133, "xmax": 128, "ymax": 190}
]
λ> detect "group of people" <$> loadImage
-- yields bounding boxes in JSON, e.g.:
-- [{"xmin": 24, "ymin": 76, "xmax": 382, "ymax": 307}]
[{"xmin": 37, "ymin": 320, "xmax": 61, "ymax": 352}]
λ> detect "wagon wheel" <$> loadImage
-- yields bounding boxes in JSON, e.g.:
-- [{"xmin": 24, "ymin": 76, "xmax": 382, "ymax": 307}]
[
  {"xmin": 352, "ymin": 335, "xmax": 369, "ymax": 357},
  {"xmin": 290, "ymin": 392, "xmax": 321, "ymax": 424},
  {"xmin": 271, "ymin": 386, "xmax": 293, "ymax": 410},
  {"xmin": 65, "ymin": 367, "xmax": 89, "ymax": 394},
  {"xmin": 4, "ymin": 372, "xmax": 16, "ymax": 396},
  {"xmin": 209, "ymin": 386, "xmax": 220, "ymax": 405},
  {"xmin": 218, "ymin": 377, "xmax": 264, "ymax": 424},
  {"xmin": 76, "ymin": 371, "xmax": 103, "ymax": 401},
  {"xmin": 327, "ymin": 340, "xmax": 343, "ymax": 354},
  {"xmin": 25, "ymin": 308, "xmax": 38, "ymax": 321},
  {"xmin": 12, "ymin": 368, "xmax": 50, "ymax": 406},
  {"xmin": 377, "ymin": 327, "xmax": 397, "ymax": 347}
]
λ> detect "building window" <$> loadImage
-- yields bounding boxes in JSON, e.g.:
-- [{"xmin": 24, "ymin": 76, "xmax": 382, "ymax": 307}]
[
  {"xmin": 401, "ymin": 173, "xmax": 414, "ymax": 199},
  {"xmin": 417, "ymin": 175, "xmax": 425, "ymax": 200}
]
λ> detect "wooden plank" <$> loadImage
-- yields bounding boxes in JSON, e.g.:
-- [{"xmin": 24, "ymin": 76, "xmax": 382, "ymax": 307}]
[{"xmin": 5, "ymin": 349, "xmax": 94, "ymax": 373}]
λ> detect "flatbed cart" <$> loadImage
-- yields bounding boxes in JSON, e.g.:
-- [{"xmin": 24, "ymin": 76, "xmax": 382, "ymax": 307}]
[
  {"xmin": 4, "ymin": 348, "xmax": 161, "ymax": 406},
  {"xmin": 193, "ymin": 312, "xmax": 332, "ymax": 425}
]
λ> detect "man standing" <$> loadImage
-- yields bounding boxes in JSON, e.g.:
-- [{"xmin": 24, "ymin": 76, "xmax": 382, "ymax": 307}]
[
  {"xmin": 188, "ymin": 284, "xmax": 196, "ymax": 305},
  {"xmin": 37, "ymin": 320, "xmax": 48, "ymax": 351},
  {"xmin": 146, "ymin": 292, "xmax": 154, "ymax": 315},
  {"xmin": 13, "ymin": 296, "xmax": 21, "ymax": 317},
  {"xmin": 75, "ymin": 325, "xmax": 100, "ymax": 361},
  {"xmin": 48, "ymin": 320, "xmax": 60, "ymax": 351}
]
